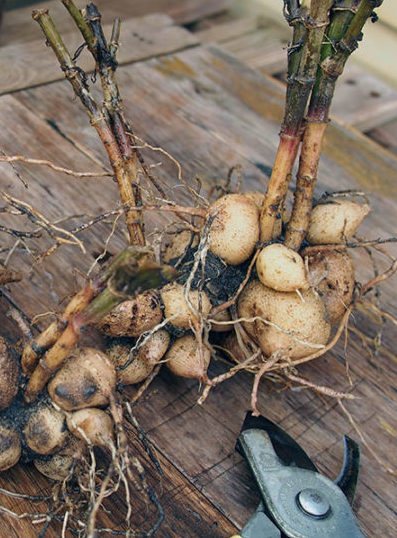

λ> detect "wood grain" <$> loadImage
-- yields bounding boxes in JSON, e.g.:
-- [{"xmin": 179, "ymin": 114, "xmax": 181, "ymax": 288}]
[
  {"xmin": 0, "ymin": 13, "xmax": 198, "ymax": 95},
  {"xmin": 195, "ymin": 12, "xmax": 397, "ymax": 130},
  {"xmin": 367, "ymin": 118, "xmax": 397, "ymax": 156},
  {"xmin": 0, "ymin": 43, "xmax": 396, "ymax": 537},
  {"xmin": 0, "ymin": 0, "xmax": 231, "ymax": 45}
]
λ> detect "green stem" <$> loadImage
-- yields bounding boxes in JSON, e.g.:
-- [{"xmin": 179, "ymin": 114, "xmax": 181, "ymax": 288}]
[
  {"xmin": 61, "ymin": 0, "xmax": 96, "ymax": 52},
  {"xmin": 309, "ymin": 0, "xmax": 383, "ymax": 121},
  {"xmin": 260, "ymin": 0, "xmax": 333, "ymax": 241},
  {"xmin": 285, "ymin": 0, "xmax": 383, "ymax": 250}
]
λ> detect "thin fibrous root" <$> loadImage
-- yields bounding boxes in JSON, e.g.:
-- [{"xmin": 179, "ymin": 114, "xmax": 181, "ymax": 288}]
[{"xmin": 0, "ymin": 154, "xmax": 112, "ymax": 178}]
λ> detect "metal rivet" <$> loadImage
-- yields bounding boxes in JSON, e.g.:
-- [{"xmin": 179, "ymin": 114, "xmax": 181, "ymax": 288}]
[{"xmin": 297, "ymin": 488, "xmax": 331, "ymax": 518}]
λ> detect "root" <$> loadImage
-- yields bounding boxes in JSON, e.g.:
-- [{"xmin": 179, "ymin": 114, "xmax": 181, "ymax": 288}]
[
  {"xmin": 129, "ymin": 365, "xmax": 161, "ymax": 406},
  {"xmin": 0, "ymin": 154, "xmax": 112, "ymax": 178},
  {"xmin": 338, "ymin": 399, "xmax": 397, "ymax": 477},
  {"xmin": 1, "ymin": 192, "xmax": 85, "ymax": 252},
  {"xmin": 251, "ymin": 352, "xmax": 284, "ymax": 416},
  {"xmin": 284, "ymin": 372, "xmax": 356, "ymax": 400}
]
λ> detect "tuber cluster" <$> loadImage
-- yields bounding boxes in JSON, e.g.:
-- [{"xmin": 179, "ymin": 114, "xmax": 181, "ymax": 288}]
[{"xmin": 0, "ymin": 2, "xmax": 392, "ymax": 536}]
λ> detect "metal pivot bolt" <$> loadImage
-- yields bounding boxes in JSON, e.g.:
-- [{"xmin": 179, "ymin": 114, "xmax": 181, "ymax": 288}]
[{"xmin": 297, "ymin": 488, "xmax": 331, "ymax": 518}]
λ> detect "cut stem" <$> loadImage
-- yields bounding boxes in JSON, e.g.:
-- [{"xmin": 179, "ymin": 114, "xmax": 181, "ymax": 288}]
[
  {"xmin": 33, "ymin": 9, "xmax": 144, "ymax": 246},
  {"xmin": 285, "ymin": 0, "xmax": 383, "ymax": 250},
  {"xmin": 260, "ymin": 0, "xmax": 333, "ymax": 241}
]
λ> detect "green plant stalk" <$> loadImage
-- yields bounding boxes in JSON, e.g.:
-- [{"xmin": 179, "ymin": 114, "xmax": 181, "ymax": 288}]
[
  {"xmin": 260, "ymin": 0, "xmax": 333, "ymax": 241},
  {"xmin": 285, "ymin": 0, "xmax": 383, "ymax": 250},
  {"xmin": 319, "ymin": 0, "xmax": 362, "ymax": 62}
]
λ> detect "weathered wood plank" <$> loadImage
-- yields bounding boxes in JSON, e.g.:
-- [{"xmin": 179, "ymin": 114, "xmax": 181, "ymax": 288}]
[
  {"xmin": 195, "ymin": 9, "xmax": 397, "ymax": 131},
  {"xmin": 367, "ymin": 118, "xmax": 397, "ymax": 156},
  {"xmin": 1, "ymin": 0, "xmax": 230, "ymax": 45},
  {"xmin": 0, "ymin": 13, "xmax": 198, "ymax": 95},
  {"xmin": 1, "ymin": 44, "xmax": 396, "ymax": 537},
  {"xmin": 331, "ymin": 64, "xmax": 397, "ymax": 132}
]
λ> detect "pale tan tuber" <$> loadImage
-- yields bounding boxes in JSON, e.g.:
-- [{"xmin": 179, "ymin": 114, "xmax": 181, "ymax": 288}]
[
  {"xmin": 162, "ymin": 230, "xmax": 199, "ymax": 263},
  {"xmin": 210, "ymin": 308, "xmax": 233, "ymax": 332},
  {"xmin": 67, "ymin": 408, "xmax": 114, "ymax": 446},
  {"xmin": 307, "ymin": 200, "xmax": 370, "ymax": 245},
  {"xmin": 161, "ymin": 283, "xmax": 211, "ymax": 329},
  {"xmin": 256, "ymin": 244, "xmax": 308, "ymax": 292},
  {"xmin": 108, "ymin": 330, "xmax": 170, "ymax": 385},
  {"xmin": 34, "ymin": 436, "xmax": 84, "ymax": 481},
  {"xmin": 238, "ymin": 280, "xmax": 330, "ymax": 359},
  {"xmin": 48, "ymin": 348, "xmax": 116, "ymax": 411},
  {"xmin": 245, "ymin": 191, "xmax": 265, "ymax": 210},
  {"xmin": 208, "ymin": 194, "xmax": 260, "ymax": 265},
  {"xmin": 165, "ymin": 335, "xmax": 211, "ymax": 379},
  {"xmin": 0, "ymin": 423, "xmax": 21, "ymax": 471}
]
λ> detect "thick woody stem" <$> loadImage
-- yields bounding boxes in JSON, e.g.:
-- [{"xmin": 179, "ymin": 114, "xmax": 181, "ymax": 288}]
[
  {"xmin": 33, "ymin": 9, "xmax": 144, "ymax": 246},
  {"xmin": 285, "ymin": 0, "xmax": 382, "ymax": 250},
  {"xmin": 83, "ymin": 3, "xmax": 145, "ymax": 240},
  {"xmin": 21, "ymin": 284, "xmax": 95, "ymax": 374},
  {"xmin": 260, "ymin": 0, "xmax": 333, "ymax": 241}
]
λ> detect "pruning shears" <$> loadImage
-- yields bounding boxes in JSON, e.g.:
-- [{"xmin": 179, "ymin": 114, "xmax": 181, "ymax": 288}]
[{"xmin": 231, "ymin": 413, "xmax": 365, "ymax": 538}]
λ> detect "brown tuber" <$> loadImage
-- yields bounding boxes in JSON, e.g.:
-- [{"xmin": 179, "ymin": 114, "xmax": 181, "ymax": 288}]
[
  {"xmin": 208, "ymin": 194, "xmax": 260, "ymax": 265},
  {"xmin": 238, "ymin": 280, "xmax": 330, "ymax": 359},
  {"xmin": 0, "ymin": 337, "xmax": 19, "ymax": 411},
  {"xmin": 256, "ymin": 244, "xmax": 308, "ymax": 292},
  {"xmin": 165, "ymin": 334, "xmax": 211, "ymax": 380},
  {"xmin": 34, "ymin": 436, "xmax": 84, "ymax": 481},
  {"xmin": 108, "ymin": 330, "xmax": 170, "ymax": 385},
  {"xmin": 48, "ymin": 348, "xmax": 116, "ymax": 411},
  {"xmin": 161, "ymin": 283, "xmax": 211, "ymax": 329},
  {"xmin": 97, "ymin": 290, "xmax": 163, "ymax": 337},
  {"xmin": 303, "ymin": 247, "xmax": 355, "ymax": 324},
  {"xmin": 0, "ymin": 423, "xmax": 21, "ymax": 471},
  {"xmin": 307, "ymin": 200, "xmax": 370, "ymax": 244},
  {"xmin": 67, "ymin": 408, "xmax": 114, "ymax": 446},
  {"xmin": 23, "ymin": 404, "xmax": 67, "ymax": 455}
]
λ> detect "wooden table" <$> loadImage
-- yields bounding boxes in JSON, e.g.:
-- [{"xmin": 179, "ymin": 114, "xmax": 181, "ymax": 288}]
[{"xmin": 0, "ymin": 3, "xmax": 396, "ymax": 537}]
